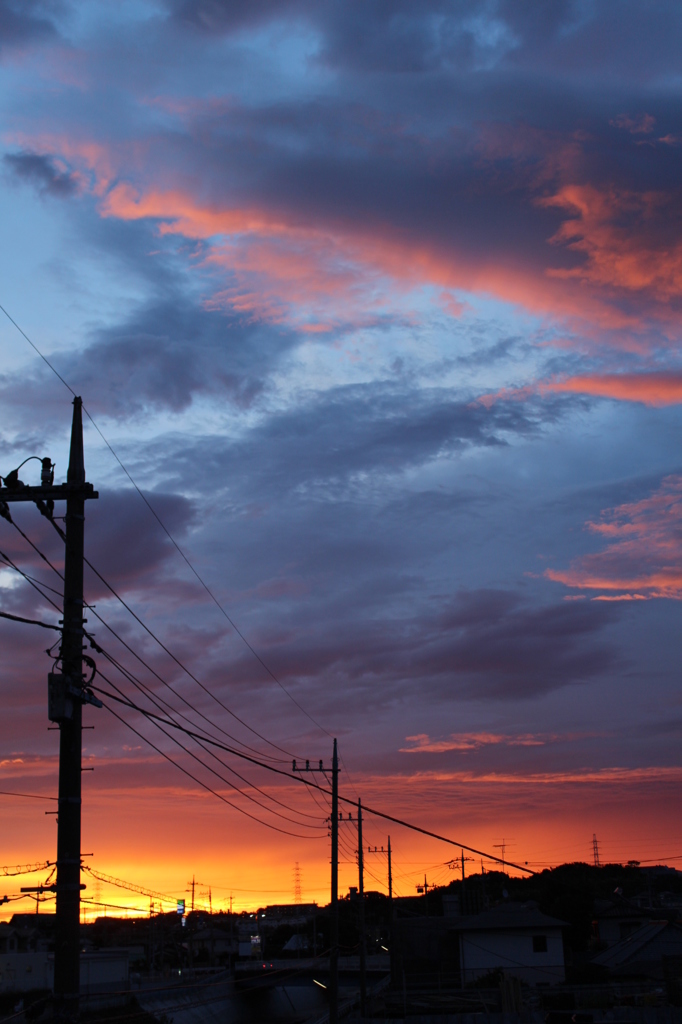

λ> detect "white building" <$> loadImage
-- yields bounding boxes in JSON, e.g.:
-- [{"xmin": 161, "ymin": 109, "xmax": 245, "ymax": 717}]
[{"xmin": 457, "ymin": 902, "xmax": 566, "ymax": 986}]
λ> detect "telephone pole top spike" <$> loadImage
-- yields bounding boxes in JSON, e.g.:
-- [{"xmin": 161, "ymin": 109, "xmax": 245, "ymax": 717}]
[{"xmin": 67, "ymin": 397, "xmax": 85, "ymax": 485}]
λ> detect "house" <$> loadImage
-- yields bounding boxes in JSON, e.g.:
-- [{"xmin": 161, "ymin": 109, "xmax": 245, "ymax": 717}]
[
  {"xmin": 0, "ymin": 922, "xmax": 127, "ymax": 1005},
  {"xmin": 457, "ymin": 902, "xmax": 566, "ymax": 986},
  {"xmin": 393, "ymin": 900, "xmax": 566, "ymax": 988},
  {"xmin": 592, "ymin": 919, "xmax": 682, "ymax": 979},
  {"xmin": 592, "ymin": 897, "xmax": 666, "ymax": 948},
  {"xmin": 188, "ymin": 924, "xmax": 237, "ymax": 964}
]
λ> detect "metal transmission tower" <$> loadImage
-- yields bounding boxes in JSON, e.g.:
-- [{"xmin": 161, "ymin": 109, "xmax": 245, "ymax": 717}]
[
  {"xmin": 0, "ymin": 398, "xmax": 99, "ymax": 1019},
  {"xmin": 593, "ymin": 834, "xmax": 600, "ymax": 867},
  {"xmin": 293, "ymin": 862, "xmax": 302, "ymax": 904}
]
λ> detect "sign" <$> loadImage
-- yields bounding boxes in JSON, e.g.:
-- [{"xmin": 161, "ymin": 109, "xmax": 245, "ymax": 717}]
[{"xmin": 177, "ymin": 899, "xmax": 185, "ymax": 915}]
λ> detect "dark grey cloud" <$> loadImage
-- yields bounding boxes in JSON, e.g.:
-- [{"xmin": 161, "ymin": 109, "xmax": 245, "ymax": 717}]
[
  {"xmin": 217, "ymin": 589, "xmax": 622, "ymax": 706},
  {"xmin": 0, "ymin": 0, "xmax": 59, "ymax": 50},
  {"xmin": 161, "ymin": 385, "xmax": 578, "ymax": 500},
  {"xmin": 0, "ymin": 486, "xmax": 195, "ymax": 613},
  {"xmin": 167, "ymin": 0, "xmax": 682, "ymax": 81},
  {"xmin": 85, "ymin": 488, "xmax": 196, "ymax": 593},
  {"xmin": 63, "ymin": 305, "xmax": 274, "ymax": 415},
  {"xmin": 4, "ymin": 151, "xmax": 78, "ymax": 197},
  {"xmin": 0, "ymin": 298, "xmax": 298, "ymax": 420}
]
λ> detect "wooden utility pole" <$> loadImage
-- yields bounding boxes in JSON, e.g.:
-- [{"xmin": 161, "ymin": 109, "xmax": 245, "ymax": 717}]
[
  {"xmin": 1, "ymin": 398, "xmax": 99, "ymax": 1020},
  {"xmin": 291, "ymin": 745, "xmax": 338, "ymax": 1024},
  {"xmin": 357, "ymin": 799, "xmax": 366, "ymax": 1017},
  {"xmin": 330, "ymin": 738, "xmax": 339, "ymax": 1024},
  {"xmin": 388, "ymin": 836, "xmax": 392, "ymax": 905}
]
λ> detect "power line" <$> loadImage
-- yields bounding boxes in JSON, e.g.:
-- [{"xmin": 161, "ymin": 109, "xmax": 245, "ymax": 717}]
[
  {"xmin": 0, "ymin": 545, "xmax": 62, "ymax": 614},
  {"xmin": 97, "ymin": 667, "xmax": 325, "ymax": 832},
  {"xmin": 2, "ymin": 527, "xmax": 320, "ymax": 821},
  {"xmin": 0, "ymin": 536, "xmax": 324, "ymax": 831},
  {"xmin": 0, "ymin": 860, "xmax": 52, "ymax": 877},
  {"xmin": 95, "ymin": 654, "xmax": 322, "ymax": 822},
  {"xmin": 95, "ymin": 685, "xmax": 534, "ymax": 874},
  {"xmin": 0, "ymin": 791, "xmax": 57, "ymax": 802},
  {"xmin": 103, "ymin": 700, "xmax": 323, "ymax": 841},
  {"xmin": 81, "ymin": 899, "xmax": 150, "ymax": 915},
  {"xmin": 4, "ymin": 514, "xmax": 294, "ymax": 765},
  {"xmin": 1, "ymin": 493, "xmax": 536, "ymax": 874},
  {"xmin": 0, "ymin": 610, "xmax": 60, "ymax": 630},
  {"xmin": 0, "ymin": 301, "xmax": 330, "ymax": 740},
  {"xmin": 0, "ymin": 556, "xmax": 63, "ymax": 598},
  {"xmin": 82, "ymin": 867, "xmax": 179, "ymax": 908},
  {"xmin": 82, "ymin": 549, "xmax": 298, "ymax": 759}
]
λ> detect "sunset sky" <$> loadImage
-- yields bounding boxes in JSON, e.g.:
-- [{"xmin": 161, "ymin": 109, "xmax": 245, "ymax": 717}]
[{"xmin": 2, "ymin": 0, "xmax": 682, "ymax": 920}]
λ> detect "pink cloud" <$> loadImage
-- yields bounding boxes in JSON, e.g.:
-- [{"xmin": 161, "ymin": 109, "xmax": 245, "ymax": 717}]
[
  {"xmin": 479, "ymin": 371, "xmax": 682, "ymax": 409},
  {"xmin": 8, "ymin": 130, "xmax": 682, "ymax": 342},
  {"xmin": 400, "ymin": 731, "xmax": 573, "ymax": 753},
  {"xmin": 545, "ymin": 372, "xmax": 682, "ymax": 406},
  {"xmin": 540, "ymin": 184, "xmax": 682, "ymax": 303},
  {"xmin": 546, "ymin": 475, "xmax": 682, "ymax": 599}
]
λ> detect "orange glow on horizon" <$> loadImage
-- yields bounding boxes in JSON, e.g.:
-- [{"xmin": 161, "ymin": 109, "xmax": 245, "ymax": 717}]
[{"xmin": 3, "ymin": 760, "xmax": 682, "ymax": 923}]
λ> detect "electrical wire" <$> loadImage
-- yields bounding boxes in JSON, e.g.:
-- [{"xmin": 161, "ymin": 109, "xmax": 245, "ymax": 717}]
[
  {"xmin": 103, "ymin": 700, "xmax": 323, "ymax": 840},
  {"xmin": 82, "ymin": 549, "xmax": 300, "ymax": 760},
  {"xmin": 0, "ymin": 860, "xmax": 52, "ymax": 876},
  {"xmin": 0, "ymin": 521, "xmax": 534, "ymax": 873},
  {"xmin": 0, "ymin": 791, "xmax": 57, "ymax": 802},
  {"xmin": 0, "ymin": 538, "xmax": 324, "ymax": 830},
  {"xmin": 0, "ymin": 609, "xmax": 60, "ymax": 630},
  {"xmin": 0, "ymin": 556, "xmax": 63, "ymax": 598},
  {"xmin": 0, "ymin": 300, "xmax": 330, "ymax": 741},
  {"xmin": 95, "ymin": 685, "xmax": 535, "ymax": 873},
  {"xmin": 97, "ymin": 667, "xmax": 325, "ymax": 832},
  {"xmin": 95, "ymin": 656, "xmax": 323, "ymax": 823},
  {"xmin": 4, "ymin": 514, "xmax": 294, "ymax": 765},
  {"xmin": 0, "ymin": 545, "xmax": 61, "ymax": 614},
  {"xmin": 83, "ymin": 867, "xmax": 179, "ymax": 908}
]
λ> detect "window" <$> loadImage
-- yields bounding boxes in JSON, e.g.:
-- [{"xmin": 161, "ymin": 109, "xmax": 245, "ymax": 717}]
[{"xmin": 533, "ymin": 934, "xmax": 548, "ymax": 953}]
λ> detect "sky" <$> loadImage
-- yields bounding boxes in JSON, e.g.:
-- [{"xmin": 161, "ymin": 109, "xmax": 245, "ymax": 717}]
[{"xmin": 2, "ymin": 0, "xmax": 682, "ymax": 919}]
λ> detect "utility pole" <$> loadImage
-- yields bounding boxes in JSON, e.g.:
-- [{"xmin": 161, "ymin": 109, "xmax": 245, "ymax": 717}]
[
  {"xmin": 357, "ymin": 799, "xmax": 366, "ymax": 1017},
  {"xmin": 493, "ymin": 839, "xmax": 514, "ymax": 874},
  {"xmin": 292, "ymin": 744, "xmax": 338, "ymax": 1024},
  {"xmin": 1, "ymin": 398, "xmax": 99, "ymax": 1020},
  {"xmin": 365, "ymin": 837, "xmax": 393, "ymax": 954},
  {"xmin": 388, "ymin": 837, "xmax": 392, "ymax": 906},
  {"xmin": 330, "ymin": 739, "xmax": 339, "ymax": 1024}
]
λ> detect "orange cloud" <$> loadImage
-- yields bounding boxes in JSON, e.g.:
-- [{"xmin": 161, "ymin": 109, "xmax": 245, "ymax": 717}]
[
  {"xmin": 540, "ymin": 184, "xmax": 682, "ymax": 302},
  {"xmin": 400, "ymin": 732, "xmax": 554, "ymax": 753},
  {"xmin": 546, "ymin": 475, "xmax": 682, "ymax": 599},
  {"xmin": 480, "ymin": 372, "xmax": 682, "ymax": 409},
  {"xmin": 545, "ymin": 372, "xmax": 682, "ymax": 406},
  {"xmin": 9, "ymin": 133, "xmax": 682, "ymax": 341}
]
